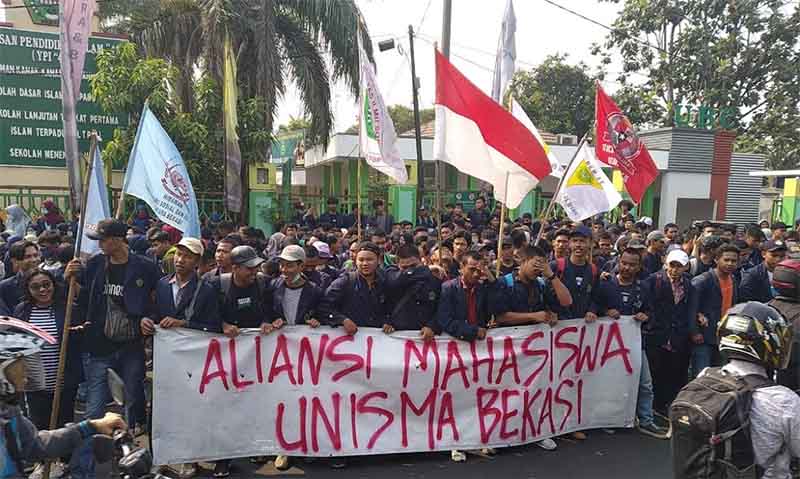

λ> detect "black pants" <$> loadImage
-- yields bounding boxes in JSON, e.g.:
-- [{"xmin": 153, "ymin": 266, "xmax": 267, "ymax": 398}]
[
  {"xmin": 646, "ymin": 343, "xmax": 690, "ymax": 415},
  {"xmin": 24, "ymin": 384, "xmax": 77, "ymax": 430}
]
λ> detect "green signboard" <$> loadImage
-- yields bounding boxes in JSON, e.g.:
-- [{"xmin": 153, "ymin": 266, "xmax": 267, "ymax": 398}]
[{"xmin": 0, "ymin": 27, "xmax": 127, "ymax": 168}]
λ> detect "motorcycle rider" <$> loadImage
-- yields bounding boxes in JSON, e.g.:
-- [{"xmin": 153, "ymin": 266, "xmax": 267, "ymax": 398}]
[
  {"xmin": 714, "ymin": 302, "xmax": 800, "ymax": 477},
  {"xmin": 769, "ymin": 259, "xmax": 800, "ymax": 390},
  {"xmin": 0, "ymin": 317, "xmax": 125, "ymax": 477}
]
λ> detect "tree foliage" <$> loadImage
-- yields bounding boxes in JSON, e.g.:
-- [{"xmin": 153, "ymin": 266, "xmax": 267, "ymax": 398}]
[
  {"xmin": 595, "ymin": 0, "xmax": 800, "ymax": 169},
  {"xmin": 91, "ymin": 43, "xmax": 271, "ymax": 192},
  {"xmin": 344, "ymin": 105, "xmax": 435, "ymax": 135}
]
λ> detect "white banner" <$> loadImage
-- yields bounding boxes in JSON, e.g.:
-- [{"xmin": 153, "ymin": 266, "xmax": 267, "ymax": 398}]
[{"xmin": 153, "ymin": 319, "xmax": 641, "ymax": 465}]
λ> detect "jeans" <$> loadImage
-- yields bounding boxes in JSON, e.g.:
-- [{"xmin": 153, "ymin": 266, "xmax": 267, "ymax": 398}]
[
  {"xmin": 690, "ymin": 343, "xmax": 721, "ymax": 379},
  {"xmin": 636, "ymin": 349, "xmax": 655, "ymax": 427},
  {"xmin": 85, "ymin": 343, "xmax": 146, "ymax": 425}
]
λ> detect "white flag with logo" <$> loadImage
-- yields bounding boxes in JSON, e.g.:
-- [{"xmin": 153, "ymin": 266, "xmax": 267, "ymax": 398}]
[
  {"xmin": 359, "ymin": 41, "xmax": 407, "ymax": 183},
  {"xmin": 555, "ymin": 143, "xmax": 622, "ymax": 221},
  {"xmin": 80, "ymin": 146, "xmax": 110, "ymax": 257}
]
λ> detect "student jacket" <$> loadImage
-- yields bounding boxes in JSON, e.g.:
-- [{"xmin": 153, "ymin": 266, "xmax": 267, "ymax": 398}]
[
  {"xmin": 690, "ymin": 269, "xmax": 739, "ymax": 345},
  {"xmin": 152, "ymin": 273, "xmax": 221, "ymax": 333},
  {"xmin": 435, "ymin": 278, "xmax": 492, "ymax": 341}
]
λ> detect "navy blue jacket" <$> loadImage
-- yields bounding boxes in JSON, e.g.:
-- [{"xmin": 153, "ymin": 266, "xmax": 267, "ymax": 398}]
[
  {"xmin": 491, "ymin": 273, "xmax": 557, "ymax": 317},
  {"xmin": 435, "ymin": 278, "xmax": 492, "ymax": 341},
  {"xmin": 14, "ymin": 293, "xmax": 82, "ymax": 387},
  {"xmin": 319, "ymin": 271, "xmax": 389, "ymax": 328},
  {"xmin": 642, "ymin": 271, "xmax": 696, "ymax": 350},
  {"xmin": 594, "ymin": 276, "xmax": 650, "ymax": 317},
  {"xmin": 0, "ymin": 273, "xmax": 24, "ymax": 316},
  {"xmin": 76, "ymin": 252, "xmax": 160, "ymax": 356},
  {"xmin": 739, "ymin": 262, "xmax": 773, "ymax": 303},
  {"xmin": 270, "ymin": 277, "xmax": 322, "ymax": 325},
  {"xmin": 642, "ymin": 252, "xmax": 663, "ymax": 277},
  {"xmin": 384, "ymin": 265, "xmax": 441, "ymax": 331},
  {"xmin": 152, "ymin": 273, "xmax": 221, "ymax": 333},
  {"xmin": 318, "ymin": 212, "xmax": 345, "ymax": 228},
  {"xmin": 690, "ymin": 269, "xmax": 739, "ymax": 345}
]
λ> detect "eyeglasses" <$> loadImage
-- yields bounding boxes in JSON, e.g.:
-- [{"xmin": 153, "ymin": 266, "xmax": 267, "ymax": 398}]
[{"xmin": 29, "ymin": 281, "xmax": 53, "ymax": 291}]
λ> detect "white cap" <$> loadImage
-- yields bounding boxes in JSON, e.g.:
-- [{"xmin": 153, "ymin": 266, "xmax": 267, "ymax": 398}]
[
  {"xmin": 640, "ymin": 216, "xmax": 653, "ymax": 227},
  {"xmin": 278, "ymin": 244, "xmax": 306, "ymax": 262},
  {"xmin": 666, "ymin": 249, "xmax": 689, "ymax": 266},
  {"xmin": 177, "ymin": 237, "xmax": 204, "ymax": 256}
]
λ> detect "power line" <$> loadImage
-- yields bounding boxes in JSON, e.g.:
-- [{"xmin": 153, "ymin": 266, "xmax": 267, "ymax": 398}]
[{"xmin": 539, "ymin": 0, "xmax": 691, "ymax": 64}]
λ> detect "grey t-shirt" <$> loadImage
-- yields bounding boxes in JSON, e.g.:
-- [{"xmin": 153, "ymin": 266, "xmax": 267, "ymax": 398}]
[{"xmin": 282, "ymin": 287, "xmax": 303, "ymax": 325}]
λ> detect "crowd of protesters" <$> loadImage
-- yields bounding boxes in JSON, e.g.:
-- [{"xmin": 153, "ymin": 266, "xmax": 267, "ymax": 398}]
[{"xmin": 1, "ymin": 195, "xmax": 799, "ymax": 477}]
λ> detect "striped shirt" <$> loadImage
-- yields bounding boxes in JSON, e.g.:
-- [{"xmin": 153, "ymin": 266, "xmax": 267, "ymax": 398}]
[{"xmin": 24, "ymin": 306, "xmax": 60, "ymax": 391}]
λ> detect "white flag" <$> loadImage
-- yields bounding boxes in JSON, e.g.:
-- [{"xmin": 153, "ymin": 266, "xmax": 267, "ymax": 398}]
[
  {"xmin": 81, "ymin": 146, "xmax": 110, "ymax": 257},
  {"xmin": 555, "ymin": 144, "xmax": 622, "ymax": 221},
  {"xmin": 359, "ymin": 41, "xmax": 407, "ymax": 183},
  {"xmin": 491, "ymin": 0, "xmax": 516, "ymax": 102},
  {"xmin": 511, "ymin": 99, "xmax": 564, "ymax": 178}
]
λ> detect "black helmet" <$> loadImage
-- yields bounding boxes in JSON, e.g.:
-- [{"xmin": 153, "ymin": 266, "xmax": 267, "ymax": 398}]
[
  {"xmin": 718, "ymin": 302, "xmax": 791, "ymax": 370},
  {"xmin": 773, "ymin": 259, "xmax": 800, "ymax": 301}
]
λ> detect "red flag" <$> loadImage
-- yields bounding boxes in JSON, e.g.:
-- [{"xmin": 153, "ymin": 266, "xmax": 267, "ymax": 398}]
[{"xmin": 594, "ymin": 82, "xmax": 658, "ymax": 204}]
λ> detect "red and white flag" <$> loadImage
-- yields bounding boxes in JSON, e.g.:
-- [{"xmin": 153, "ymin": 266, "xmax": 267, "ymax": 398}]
[
  {"xmin": 434, "ymin": 50, "xmax": 551, "ymax": 209},
  {"xmin": 594, "ymin": 82, "xmax": 658, "ymax": 204}
]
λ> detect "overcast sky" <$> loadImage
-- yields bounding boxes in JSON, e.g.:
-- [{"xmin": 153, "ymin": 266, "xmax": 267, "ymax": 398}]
[{"xmin": 277, "ymin": 0, "xmax": 623, "ymax": 133}]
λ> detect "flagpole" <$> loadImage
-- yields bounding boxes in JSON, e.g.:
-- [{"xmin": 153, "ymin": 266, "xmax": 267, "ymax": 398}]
[
  {"xmin": 534, "ymin": 131, "xmax": 590, "ymax": 246},
  {"xmin": 433, "ymin": 42, "xmax": 443, "ymax": 255},
  {"xmin": 43, "ymin": 131, "xmax": 97, "ymax": 479},
  {"xmin": 356, "ymin": 20, "xmax": 363, "ymax": 242},
  {"xmin": 495, "ymin": 172, "xmax": 510, "ymax": 276}
]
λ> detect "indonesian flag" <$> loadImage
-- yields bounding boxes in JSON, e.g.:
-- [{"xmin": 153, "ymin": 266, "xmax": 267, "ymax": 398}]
[
  {"xmin": 595, "ymin": 82, "xmax": 658, "ymax": 204},
  {"xmin": 434, "ymin": 51, "xmax": 551, "ymax": 209}
]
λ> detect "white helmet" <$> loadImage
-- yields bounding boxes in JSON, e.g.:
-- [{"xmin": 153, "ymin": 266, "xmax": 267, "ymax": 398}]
[{"xmin": 0, "ymin": 317, "xmax": 56, "ymax": 396}]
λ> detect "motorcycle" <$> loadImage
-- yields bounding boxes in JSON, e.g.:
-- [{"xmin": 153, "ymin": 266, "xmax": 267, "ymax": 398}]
[{"xmin": 91, "ymin": 369, "xmax": 170, "ymax": 479}]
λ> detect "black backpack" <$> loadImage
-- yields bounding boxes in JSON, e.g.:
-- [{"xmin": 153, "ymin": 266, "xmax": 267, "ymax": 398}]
[{"xmin": 670, "ymin": 367, "xmax": 773, "ymax": 479}]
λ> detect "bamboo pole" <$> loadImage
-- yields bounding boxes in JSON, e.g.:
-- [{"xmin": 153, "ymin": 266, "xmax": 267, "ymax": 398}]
[
  {"xmin": 43, "ymin": 132, "xmax": 97, "ymax": 479},
  {"xmin": 495, "ymin": 172, "xmax": 510, "ymax": 276}
]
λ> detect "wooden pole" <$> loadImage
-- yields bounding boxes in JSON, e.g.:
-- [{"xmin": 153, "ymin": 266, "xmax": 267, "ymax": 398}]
[
  {"xmin": 43, "ymin": 132, "xmax": 97, "ymax": 479},
  {"xmin": 495, "ymin": 172, "xmax": 510, "ymax": 276},
  {"xmin": 356, "ymin": 20, "xmax": 363, "ymax": 242},
  {"xmin": 534, "ymin": 131, "xmax": 590, "ymax": 246}
]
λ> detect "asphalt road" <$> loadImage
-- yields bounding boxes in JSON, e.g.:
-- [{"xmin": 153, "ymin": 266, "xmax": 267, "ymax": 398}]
[{"xmin": 169, "ymin": 429, "xmax": 671, "ymax": 478}]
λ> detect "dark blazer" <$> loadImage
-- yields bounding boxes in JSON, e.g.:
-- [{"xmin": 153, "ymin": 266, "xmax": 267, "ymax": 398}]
[
  {"xmin": 270, "ymin": 277, "xmax": 323, "ymax": 325},
  {"xmin": 152, "ymin": 274, "xmax": 221, "ymax": 333},
  {"xmin": 76, "ymin": 252, "xmax": 160, "ymax": 356},
  {"xmin": 0, "ymin": 273, "xmax": 24, "ymax": 316},
  {"xmin": 14, "ymin": 292, "xmax": 82, "ymax": 387},
  {"xmin": 642, "ymin": 271, "xmax": 696, "ymax": 350},
  {"xmin": 435, "ymin": 278, "xmax": 492, "ymax": 341},
  {"xmin": 691, "ymin": 269, "xmax": 739, "ymax": 345},
  {"xmin": 739, "ymin": 262, "xmax": 773, "ymax": 303},
  {"xmin": 384, "ymin": 265, "xmax": 442, "ymax": 331},
  {"xmin": 319, "ymin": 271, "xmax": 389, "ymax": 328}
]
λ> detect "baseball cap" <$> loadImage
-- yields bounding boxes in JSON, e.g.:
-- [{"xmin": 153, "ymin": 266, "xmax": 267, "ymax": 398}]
[
  {"xmin": 230, "ymin": 245, "xmax": 265, "ymax": 268},
  {"xmin": 278, "ymin": 244, "xmax": 306, "ymax": 262},
  {"xmin": 570, "ymin": 225, "xmax": 592, "ymax": 239},
  {"xmin": 627, "ymin": 239, "xmax": 647, "ymax": 250},
  {"xmin": 646, "ymin": 230, "xmax": 666, "ymax": 243},
  {"xmin": 640, "ymin": 216, "xmax": 654, "ymax": 227},
  {"xmin": 312, "ymin": 241, "xmax": 332, "ymax": 259},
  {"xmin": 176, "ymin": 237, "xmax": 204, "ymax": 256},
  {"xmin": 666, "ymin": 249, "xmax": 690, "ymax": 266},
  {"xmin": 87, "ymin": 219, "xmax": 127, "ymax": 241},
  {"xmin": 763, "ymin": 240, "xmax": 788, "ymax": 252}
]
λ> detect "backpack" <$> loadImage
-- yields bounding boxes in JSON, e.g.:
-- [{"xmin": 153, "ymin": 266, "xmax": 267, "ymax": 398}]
[
  {"xmin": 218, "ymin": 272, "xmax": 269, "ymax": 312},
  {"xmin": 670, "ymin": 367, "xmax": 773, "ymax": 479},
  {"xmin": 555, "ymin": 257, "xmax": 598, "ymax": 283}
]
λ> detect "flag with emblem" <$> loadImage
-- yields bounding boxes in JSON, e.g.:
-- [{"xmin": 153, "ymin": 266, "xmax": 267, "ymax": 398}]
[
  {"xmin": 359, "ymin": 38, "xmax": 407, "ymax": 183},
  {"xmin": 555, "ymin": 143, "xmax": 622, "ymax": 221},
  {"xmin": 595, "ymin": 82, "xmax": 658, "ymax": 203}
]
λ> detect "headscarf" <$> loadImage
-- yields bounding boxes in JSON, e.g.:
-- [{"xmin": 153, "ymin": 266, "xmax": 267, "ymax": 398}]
[
  {"xmin": 4, "ymin": 206, "xmax": 29, "ymax": 238},
  {"xmin": 40, "ymin": 200, "xmax": 64, "ymax": 226}
]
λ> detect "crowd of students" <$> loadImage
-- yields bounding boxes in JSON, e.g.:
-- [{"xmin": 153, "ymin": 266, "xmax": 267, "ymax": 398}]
[{"xmin": 3, "ymin": 195, "xmax": 800, "ymax": 478}]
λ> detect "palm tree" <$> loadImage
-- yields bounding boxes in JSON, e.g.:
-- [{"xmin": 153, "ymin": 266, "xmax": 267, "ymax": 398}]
[{"xmin": 109, "ymin": 0, "xmax": 374, "ymax": 146}]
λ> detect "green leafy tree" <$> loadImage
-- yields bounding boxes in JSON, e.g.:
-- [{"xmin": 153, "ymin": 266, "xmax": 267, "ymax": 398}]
[
  {"xmin": 595, "ymin": 0, "xmax": 800, "ymax": 168},
  {"xmin": 91, "ymin": 43, "xmax": 271, "ymax": 192},
  {"xmin": 343, "ymin": 105, "xmax": 435, "ymax": 135},
  {"xmin": 506, "ymin": 54, "xmax": 595, "ymax": 137}
]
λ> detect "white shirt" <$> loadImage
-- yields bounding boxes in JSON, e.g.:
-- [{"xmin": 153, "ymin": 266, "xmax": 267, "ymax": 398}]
[{"xmin": 722, "ymin": 360, "xmax": 800, "ymax": 479}]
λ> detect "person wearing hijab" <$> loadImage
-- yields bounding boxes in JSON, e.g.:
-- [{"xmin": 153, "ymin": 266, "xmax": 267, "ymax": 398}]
[
  {"xmin": 35, "ymin": 200, "xmax": 65, "ymax": 233},
  {"xmin": 131, "ymin": 202, "xmax": 152, "ymax": 232},
  {"xmin": 4, "ymin": 205, "xmax": 30, "ymax": 239}
]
